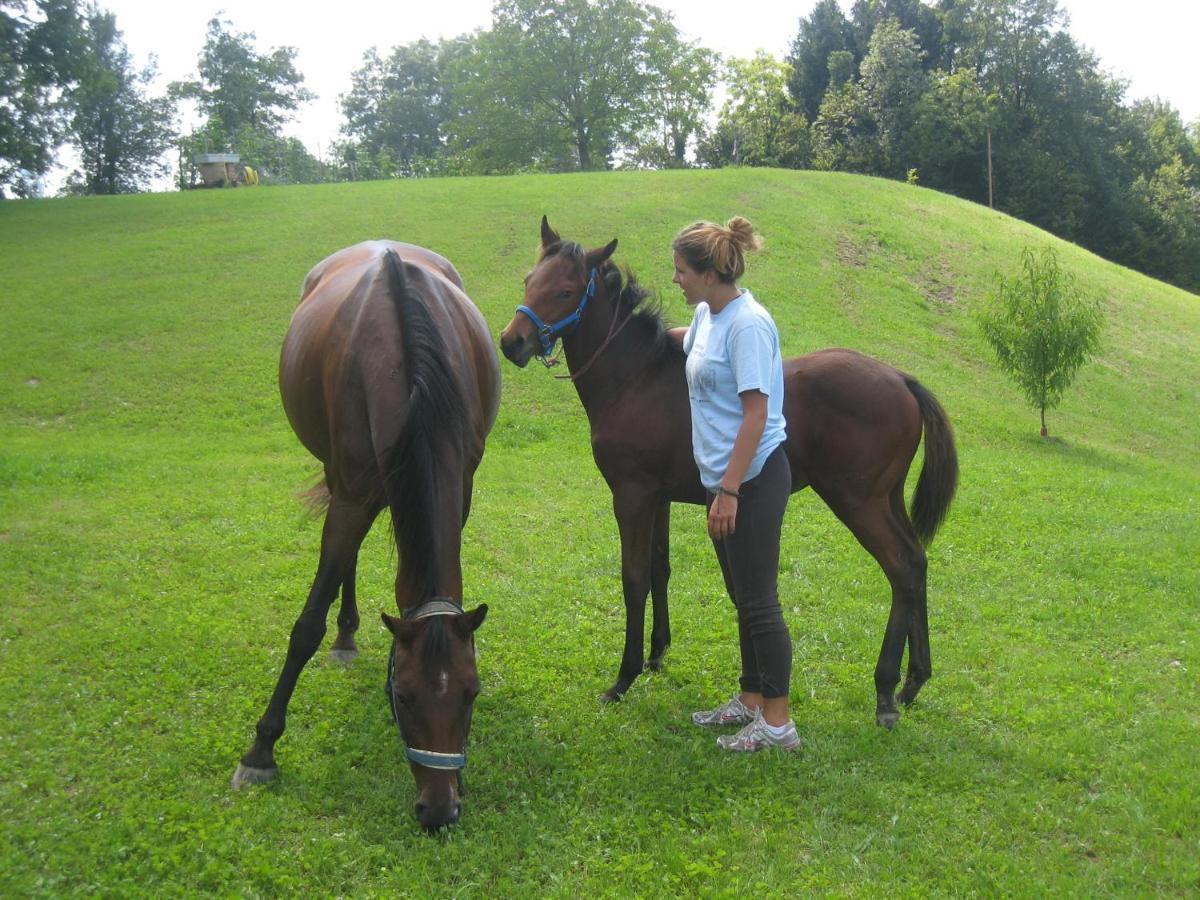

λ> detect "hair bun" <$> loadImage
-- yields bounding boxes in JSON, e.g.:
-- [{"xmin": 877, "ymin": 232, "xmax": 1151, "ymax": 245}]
[
  {"xmin": 725, "ymin": 216, "xmax": 763, "ymax": 253},
  {"xmin": 672, "ymin": 216, "xmax": 760, "ymax": 283}
]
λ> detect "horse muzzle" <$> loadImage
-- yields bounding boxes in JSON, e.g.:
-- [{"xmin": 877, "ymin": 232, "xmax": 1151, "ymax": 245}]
[
  {"xmin": 499, "ymin": 327, "xmax": 536, "ymax": 368},
  {"xmin": 414, "ymin": 779, "xmax": 462, "ymax": 832},
  {"xmin": 416, "ymin": 801, "xmax": 461, "ymax": 832}
]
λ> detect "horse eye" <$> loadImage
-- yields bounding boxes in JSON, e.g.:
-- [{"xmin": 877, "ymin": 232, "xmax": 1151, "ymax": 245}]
[{"xmin": 557, "ymin": 290, "xmax": 572, "ymax": 300}]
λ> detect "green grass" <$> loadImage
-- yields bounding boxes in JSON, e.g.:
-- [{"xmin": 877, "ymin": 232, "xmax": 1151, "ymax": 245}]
[{"xmin": 1, "ymin": 168, "xmax": 1197, "ymax": 896}]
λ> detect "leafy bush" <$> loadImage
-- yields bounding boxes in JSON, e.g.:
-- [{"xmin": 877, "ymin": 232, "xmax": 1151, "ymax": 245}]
[{"xmin": 977, "ymin": 246, "xmax": 1104, "ymax": 436}]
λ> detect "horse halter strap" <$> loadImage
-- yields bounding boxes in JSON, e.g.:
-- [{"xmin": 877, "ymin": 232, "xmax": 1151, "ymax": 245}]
[
  {"xmin": 515, "ymin": 268, "xmax": 598, "ymax": 363},
  {"xmin": 386, "ymin": 597, "xmax": 471, "ymax": 772}
]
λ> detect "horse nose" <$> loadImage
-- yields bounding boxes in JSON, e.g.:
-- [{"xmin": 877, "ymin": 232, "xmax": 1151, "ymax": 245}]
[
  {"xmin": 415, "ymin": 800, "xmax": 461, "ymax": 832},
  {"xmin": 500, "ymin": 331, "xmax": 531, "ymax": 367}
]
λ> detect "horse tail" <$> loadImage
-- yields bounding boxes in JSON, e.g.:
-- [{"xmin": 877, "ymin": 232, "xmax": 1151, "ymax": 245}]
[
  {"xmin": 299, "ymin": 474, "xmax": 331, "ymax": 515},
  {"xmin": 381, "ymin": 249, "xmax": 464, "ymax": 601},
  {"xmin": 905, "ymin": 375, "xmax": 958, "ymax": 546}
]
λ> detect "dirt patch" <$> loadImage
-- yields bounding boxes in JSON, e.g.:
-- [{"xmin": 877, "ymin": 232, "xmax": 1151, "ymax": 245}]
[
  {"xmin": 836, "ymin": 232, "xmax": 882, "ymax": 268},
  {"xmin": 911, "ymin": 259, "xmax": 959, "ymax": 311}
]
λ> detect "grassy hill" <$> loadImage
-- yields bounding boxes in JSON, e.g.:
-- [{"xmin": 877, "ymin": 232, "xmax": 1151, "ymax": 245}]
[{"xmin": 1, "ymin": 169, "xmax": 1196, "ymax": 895}]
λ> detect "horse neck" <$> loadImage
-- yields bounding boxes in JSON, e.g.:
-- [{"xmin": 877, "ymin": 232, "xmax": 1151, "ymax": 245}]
[
  {"xmin": 561, "ymin": 280, "xmax": 650, "ymax": 410},
  {"xmin": 395, "ymin": 443, "xmax": 467, "ymax": 608}
]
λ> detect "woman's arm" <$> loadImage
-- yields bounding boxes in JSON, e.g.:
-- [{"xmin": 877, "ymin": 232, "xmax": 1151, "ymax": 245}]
[
  {"xmin": 708, "ymin": 389, "xmax": 768, "ymax": 541},
  {"xmin": 666, "ymin": 326, "xmax": 688, "ymax": 349}
]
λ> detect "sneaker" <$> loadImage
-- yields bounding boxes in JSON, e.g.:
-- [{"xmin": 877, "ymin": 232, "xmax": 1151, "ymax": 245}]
[
  {"xmin": 691, "ymin": 693, "xmax": 758, "ymax": 727},
  {"xmin": 716, "ymin": 709, "xmax": 801, "ymax": 752}
]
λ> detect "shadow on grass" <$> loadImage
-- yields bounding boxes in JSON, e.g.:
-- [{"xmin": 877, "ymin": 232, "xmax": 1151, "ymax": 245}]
[
  {"xmin": 239, "ymin": 642, "xmax": 1022, "ymax": 856},
  {"xmin": 999, "ymin": 427, "xmax": 1145, "ymax": 478}
]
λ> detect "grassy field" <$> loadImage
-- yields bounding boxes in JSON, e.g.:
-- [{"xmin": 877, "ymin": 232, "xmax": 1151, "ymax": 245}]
[{"xmin": 1, "ymin": 168, "xmax": 1196, "ymax": 896}]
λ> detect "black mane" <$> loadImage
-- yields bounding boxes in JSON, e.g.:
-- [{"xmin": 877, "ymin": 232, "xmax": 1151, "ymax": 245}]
[
  {"xmin": 600, "ymin": 261, "xmax": 683, "ymax": 365},
  {"xmin": 383, "ymin": 251, "xmax": 467, "ymax": 602}
]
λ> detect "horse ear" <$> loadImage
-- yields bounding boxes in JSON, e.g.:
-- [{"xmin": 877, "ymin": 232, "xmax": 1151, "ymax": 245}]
[
  {"xmin": 381, "ymin": 611, "xmax": 417, "ymax": 643},
  {"xmin": 454, "ymin": 604, "xmax": 488, "ymax": 636},
  {"xmin": 587, "ymin": 238, "xmax": 618, "ymax": 269},
  {"xmin": 540, "ymin": 216, "xmax": 559, "ymax": 247}
]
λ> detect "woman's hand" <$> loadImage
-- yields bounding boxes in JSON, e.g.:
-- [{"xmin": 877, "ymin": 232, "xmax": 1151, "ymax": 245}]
[
  {"xmin": 706, "ymin": 389, "xmax": 766, "ymax": 542},
  {"xmin": 708, "ymin": 491, "xmax": 738, "ymax": 541}
]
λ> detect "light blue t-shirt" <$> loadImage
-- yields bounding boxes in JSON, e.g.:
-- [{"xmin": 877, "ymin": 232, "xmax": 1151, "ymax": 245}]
[{"xmin": 683, "ymin": 290, "xmax": 787, "ymax": 492}]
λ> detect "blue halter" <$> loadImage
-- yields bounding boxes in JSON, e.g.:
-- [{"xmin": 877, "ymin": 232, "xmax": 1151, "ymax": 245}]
[
  {"xmin": 515, "ymin": 268, "xmax": 598, "ymax": 359},
  {"xmin": 386, "ymin": 598, "xmax": 471, "ymax": 771}
]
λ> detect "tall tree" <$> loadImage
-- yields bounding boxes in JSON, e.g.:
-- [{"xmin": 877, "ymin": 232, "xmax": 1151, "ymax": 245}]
[
  {"xmin": 811, "ymin": 76, "xmax": 874, "ymax": 172},
  {"xmin": 1, "ymin": 0, "xmax": 84, "ymax": 195},
  {"xmin": 812, "ymin": 21, "xmax": 927, "ymax": 176},
  {"xmin": 905, "ymin": 67, "xmax": 990, "ymax": 198},
  {"xmin": 849, "ymin": 0, "xmax": 943, "ymax": 67},
  {"xmin": 858, "ymin": 18, "xmax": 927, "ymax": 176},
  {"xmin": 441, "ymin": 27, "xmax": 560, "ymax": 173},
  {"xmin": 445, "ymin": 0, "xmax": 665, "ymax": 171},
  {"xmin": 700, "ymin": 52, "xmax": 809, "ymax": 169},
  {"xmin": 1121, "ymin": 100, "xmax": 1200, "ymax": 180},
  {"xmin": 954, "ymin": 0, "xmax": 1063, "ymax": 114},
  {"xmin": 60, "ymin": 5, "xmax": 175, "ymax": 194},
  {"xmin": 173, "ymin": 16, "xmax": 312, "ymax": 144},
  {"xmin": 786, "ymin": 0, "xmax": 855, "ymax": 123},
  {"xmin": 630, "ymin": 22, "xmax": 717, "ymax": 168},
  {"xmin": 340, "ymin": 39, "xmax": 449, "ymax": 176}
]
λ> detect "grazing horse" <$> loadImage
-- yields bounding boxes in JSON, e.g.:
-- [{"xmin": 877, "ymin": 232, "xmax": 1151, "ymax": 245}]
[
  {"xmin": 232, "ymin": 240, "xmax": 500, "ymax": 831},
  {"xmin": 499, "ymin": 218, "xmax": 957, "ymax": 727}
]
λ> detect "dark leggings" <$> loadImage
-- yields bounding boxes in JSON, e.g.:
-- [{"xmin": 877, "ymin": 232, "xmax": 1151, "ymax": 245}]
[{"xmin": 707, "ymin": 444, "xmax": 792, "ymax": 699}]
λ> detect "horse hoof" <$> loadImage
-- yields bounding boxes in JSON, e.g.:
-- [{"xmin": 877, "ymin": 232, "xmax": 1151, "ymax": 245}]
[
  {"xmin": 600, "ymin": 688, "xmax": 623, "ymax": 704},
  {"xmin": 898, "ymin": 682, "xmax": 923, "ymax": 706},
  {"xmin": 231, "ymin": 762, "xmax": 278, "ymax": 790},
  {"xmin": 645, "ymin": 657, "xmax": 663, "ymax": 673},
  {"xmin": 329, "ymin": 648, "xmax": 359, "ymax": 663},
  {"xmin": 876, "ymin": 711, "xmax": 900, "ymax": 729}
]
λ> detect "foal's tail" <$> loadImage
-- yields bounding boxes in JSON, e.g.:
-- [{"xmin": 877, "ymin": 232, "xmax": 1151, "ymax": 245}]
[
  {"xmin": 905, "ymin": 376, "xmax": 958, "ymax": 546},
  {"xmin": 381, "ymin": 250, "xmax": 464, "ymax": 600}
]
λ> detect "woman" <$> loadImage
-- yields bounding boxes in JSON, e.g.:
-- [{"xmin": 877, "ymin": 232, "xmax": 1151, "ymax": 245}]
[{"xmin": 671, "ymin": 217, "xmax": 798, "ymax": 752}]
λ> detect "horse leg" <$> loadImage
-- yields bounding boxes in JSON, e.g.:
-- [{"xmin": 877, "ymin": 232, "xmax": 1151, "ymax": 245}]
[
  {"xmin": 602, "ymin": 488, "xmax": 657, "ymax": 702},
  {"xmin": 328, "ymin": 555, "xmax": 361, "ymax": 662},
  {"xmin": 232, "ymin": 497, "xmax": 375, "ymax": 788},
  {"xmin": 898, "ymin": 590, "xmax": 930, "ymax": 706},
  {"xmin": 821, "ymin": 488, "xmax": 924, "ymax": 728},
  {"xmin": 895, "ymin": 485, "xmax": 931, "ymax": 706},
  {"xmin": 646, "ymin": 500, "xmax": 672, "ymax": 672}
]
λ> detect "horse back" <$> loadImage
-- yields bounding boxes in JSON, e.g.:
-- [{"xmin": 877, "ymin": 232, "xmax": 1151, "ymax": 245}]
[
  {"xmin": 299, "ymin": 240, "xmax": 465, "ymax": 298},
  {"xmin": 782, "ymin": 348, "xmax": 922, "ymax": 494},
  {"xmin": 280, "ymin": 241, "xmax": 498, "ymax": 495}
]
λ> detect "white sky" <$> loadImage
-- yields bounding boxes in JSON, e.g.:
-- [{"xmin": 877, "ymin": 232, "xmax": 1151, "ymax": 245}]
[{"xmin": 69, "ymin": 0, "xmax": 1200, "ymax": 174}]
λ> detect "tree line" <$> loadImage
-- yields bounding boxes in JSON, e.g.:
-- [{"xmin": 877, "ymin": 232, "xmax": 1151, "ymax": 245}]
[{"xmin": 3, "ymin": 0, "xmax": 1197, "ymax": 290}]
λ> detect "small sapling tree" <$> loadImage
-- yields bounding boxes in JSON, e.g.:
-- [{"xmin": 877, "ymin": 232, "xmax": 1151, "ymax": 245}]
[{"xmin": 978, "ymin": 246, "xmax": 1104, "ymax": 437}]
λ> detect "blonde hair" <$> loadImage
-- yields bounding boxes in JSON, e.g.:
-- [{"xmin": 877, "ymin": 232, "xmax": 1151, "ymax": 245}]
[{"xmin": 672, "ymin": 216, "xmax": 763, "ymax": 283}]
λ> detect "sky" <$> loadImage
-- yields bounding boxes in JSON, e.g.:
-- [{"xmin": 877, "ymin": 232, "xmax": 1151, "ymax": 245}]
[{"xmin": 59, "ymin": 0, "xmax": 1200, "ymax": 181}]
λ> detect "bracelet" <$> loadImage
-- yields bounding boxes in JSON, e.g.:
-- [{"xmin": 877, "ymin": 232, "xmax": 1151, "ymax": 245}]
[{"xmin": 717, "ymin": 486, "xmax": 741, "ymax": 499}]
